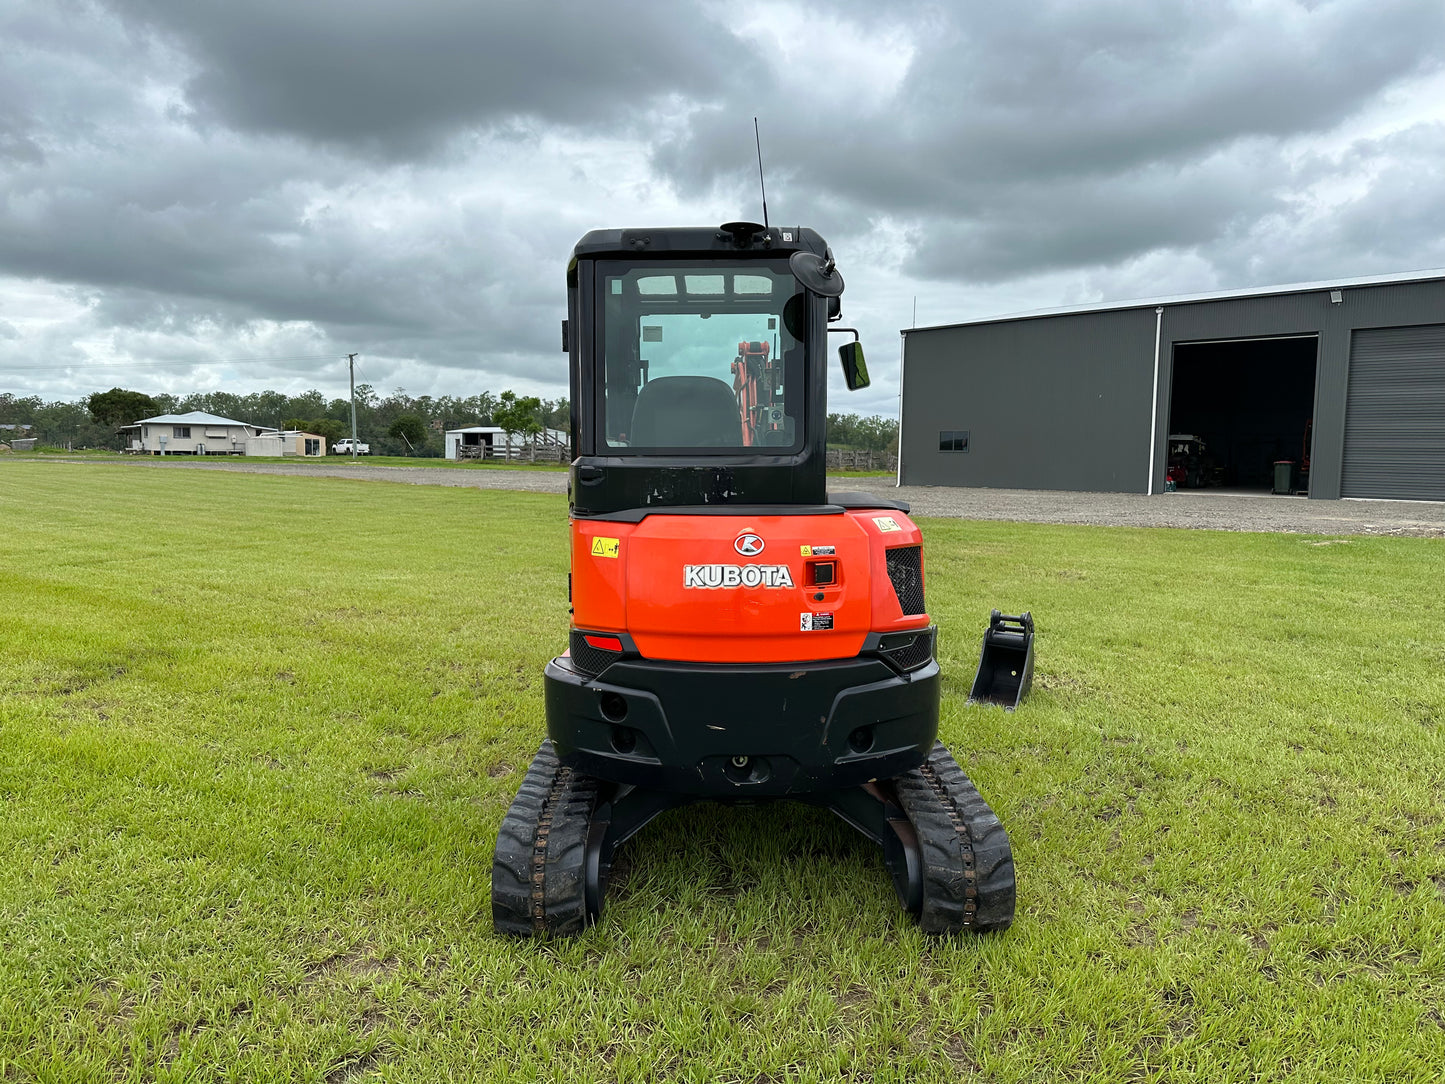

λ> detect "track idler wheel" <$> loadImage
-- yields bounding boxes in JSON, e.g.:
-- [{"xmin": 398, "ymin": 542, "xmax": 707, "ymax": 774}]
[
  {"xmin": 492, "ymin": 740, "xmax": 602, "ymax": 937},
  {"xmin": 890, "ymin": 741, "xmax": 1015, "ymax": 935}
]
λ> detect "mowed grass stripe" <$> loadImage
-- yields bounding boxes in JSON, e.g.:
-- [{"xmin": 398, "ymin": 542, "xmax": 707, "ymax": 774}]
[{"xmin": 1, "ymin": 462, "xmax": 1442, "ymax": 1083}]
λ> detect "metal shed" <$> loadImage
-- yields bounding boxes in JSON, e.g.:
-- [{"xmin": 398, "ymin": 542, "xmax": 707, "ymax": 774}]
[{"xmin": 899, "ymin": 270, "xmax": 1445, "ymax": 501}]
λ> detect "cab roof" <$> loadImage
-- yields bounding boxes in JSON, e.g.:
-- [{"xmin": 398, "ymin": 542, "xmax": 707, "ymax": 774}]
[{"xmin": 572, "ymin": 224, "xmax": 828, "ymax": 260}]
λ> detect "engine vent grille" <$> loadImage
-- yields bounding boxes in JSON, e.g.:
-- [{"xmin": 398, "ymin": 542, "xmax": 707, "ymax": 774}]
[
  {"xmin": 569, "ymin": 629, "xmax": 619, "ymax": 676},
  {"xmin": 878, "ymin": 627, "xmax": 935, "ymax": 672},
  {"xmin": 885, "ymin": 545, "xmax": 925, "ymax": 616}
]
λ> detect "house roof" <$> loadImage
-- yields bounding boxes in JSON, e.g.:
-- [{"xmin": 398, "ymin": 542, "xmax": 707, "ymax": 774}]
[{"xmin": 136, "ymin": 410, "xmax": 258, "ymax": 427}]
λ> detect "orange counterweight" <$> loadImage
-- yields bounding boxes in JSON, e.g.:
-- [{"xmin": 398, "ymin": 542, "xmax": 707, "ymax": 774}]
[{"xmin": 570, "ymin": 511, "xmax": 930, "ymax": 664}]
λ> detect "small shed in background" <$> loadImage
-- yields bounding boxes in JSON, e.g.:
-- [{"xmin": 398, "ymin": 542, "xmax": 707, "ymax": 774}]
[
  {"xmin": 275, "ymin": 431, "xmax": 326, "ymax": 456},
  {"xmin": 445, "ymin": 426, "xmax": 568, "ymax": 460},
  {"xmin": 1, "ymin": 424, "xmax": 37, "ymax": 451}
]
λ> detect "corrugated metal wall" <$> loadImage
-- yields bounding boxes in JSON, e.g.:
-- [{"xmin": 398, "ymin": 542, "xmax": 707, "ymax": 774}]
[
  {"xmin": 900, "ymin": 276, "xmax": 1445, "ymax": 499},
  {"xmin": 1341, "ymin": 325, "xmax": 1445, "ymax": 500},
  {"xmin": 900, "ymin": 308, "xmax": 1157, "ymax": 492}
]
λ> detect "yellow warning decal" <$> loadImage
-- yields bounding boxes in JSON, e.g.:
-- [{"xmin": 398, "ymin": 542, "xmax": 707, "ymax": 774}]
[
  {"xmin": 873, "ymin": 516, "xmax": 902, "ymax": 532},
  {"xmin": 591, "ymin": 537, "xmax": 620, "ymax": 558},
  {"xmin": 800, "ymin": 545, "xmax": 812, "ymax": 556}
]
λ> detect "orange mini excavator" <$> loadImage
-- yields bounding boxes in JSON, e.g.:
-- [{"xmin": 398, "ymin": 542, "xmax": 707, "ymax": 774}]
[{"xmin": 491, "ymin": 222, "xmax": 1015, "ymax": 937}]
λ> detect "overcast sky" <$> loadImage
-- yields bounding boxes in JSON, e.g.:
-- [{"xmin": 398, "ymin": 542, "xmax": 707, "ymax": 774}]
[{"xmin": 3, "ymin": 0, "xmax": 1444, "ymax": 416}]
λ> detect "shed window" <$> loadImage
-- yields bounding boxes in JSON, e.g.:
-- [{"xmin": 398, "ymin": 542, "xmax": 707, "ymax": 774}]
[
  {"xmin": 939, "ymin": 429, "xmax": 969, "ymax": 452},
  {"xmin": 173, "ymin": 426, "xmax": 191, "ymax": 439}
]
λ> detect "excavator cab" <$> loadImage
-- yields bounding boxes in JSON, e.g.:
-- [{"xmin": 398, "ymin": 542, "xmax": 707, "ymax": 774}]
[{"xmin": 492, "ymin": 223, "xmax": 1015, "ymax": 938}]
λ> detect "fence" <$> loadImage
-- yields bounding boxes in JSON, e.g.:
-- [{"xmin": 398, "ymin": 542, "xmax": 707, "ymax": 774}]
[
  {"xmin": 825, "ymin": 449, "xmax": 897, "ymax": 471},
  {"xmin": 452, "ymin": 444, "xmax": 894, "ymax": 469},
  {"xmin": 456, "ymin": 440, "xmax": 571, "ymax": 463}
]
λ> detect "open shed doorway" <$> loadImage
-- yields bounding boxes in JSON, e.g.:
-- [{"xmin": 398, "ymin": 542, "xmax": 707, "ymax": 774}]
[{"xmin": 1167, "ymin": 335, "xmax": 1318, "ymax": 494}]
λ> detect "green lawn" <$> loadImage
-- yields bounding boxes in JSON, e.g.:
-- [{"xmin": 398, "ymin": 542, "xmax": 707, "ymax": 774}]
[
  {"xmin": 1, "ymin": 462, "xmax": 1442, "ymax": 1083},
  {"xmin": 333, "ymin": 455, "xmax": 569, "ymax": 471},
  {"xmin": 15, "ymin": 449, "xmax": 570, "ymax": 471},
  {"xmin": 15, "ymin": 449, "xmax": 890, "ymax": 477}
]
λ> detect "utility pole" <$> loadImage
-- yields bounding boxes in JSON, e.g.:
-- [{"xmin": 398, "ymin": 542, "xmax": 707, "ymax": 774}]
[{"xmin": 347, "ymin": 353, "xmax": 359, "ymax": 458}]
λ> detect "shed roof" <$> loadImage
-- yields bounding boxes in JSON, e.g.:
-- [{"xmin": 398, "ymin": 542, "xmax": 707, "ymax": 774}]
[
  {"xmin": 446, "ymin": 425, "xmax": 567, "ymax": 438},
  {"xmin": 906, "ymin": 266, "xmax": 1445, "ymax": 334}
]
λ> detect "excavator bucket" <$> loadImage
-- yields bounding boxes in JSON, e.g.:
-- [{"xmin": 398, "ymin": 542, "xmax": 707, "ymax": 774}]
[{"xmin": 967, "ymin": 611, "xmax": 1034, "ymax": 711}]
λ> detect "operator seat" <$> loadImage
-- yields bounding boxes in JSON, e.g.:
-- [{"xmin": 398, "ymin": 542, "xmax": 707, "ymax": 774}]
[{"xmin": 630, "ymin": 376, "xmax": 743, "ymax": 447}]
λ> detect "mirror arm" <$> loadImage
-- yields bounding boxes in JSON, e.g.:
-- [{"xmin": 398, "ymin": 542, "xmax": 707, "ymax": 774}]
[{"xmin": 826, "ymin": 327, "xmax": 860, "ymax": 343}]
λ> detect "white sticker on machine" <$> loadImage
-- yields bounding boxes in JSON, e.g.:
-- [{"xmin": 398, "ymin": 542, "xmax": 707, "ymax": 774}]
[
  {"xmin": 800, "ymin": 612, "xmax": 834, "ymax": 631},
  {"xmin": 873, "ymin": 516, "xmax": 901, "ymax": 532}
]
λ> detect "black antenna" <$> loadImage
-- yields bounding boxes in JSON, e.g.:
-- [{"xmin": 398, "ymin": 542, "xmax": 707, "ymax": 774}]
[{"xmin": 753, "ymin": 117, "xmax": 769, "ymax": 228}]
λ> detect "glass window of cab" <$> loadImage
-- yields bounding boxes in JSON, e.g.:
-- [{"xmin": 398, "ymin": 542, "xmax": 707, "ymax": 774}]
[{"xmin": 597, "ymin": 262, "xmax": 806, "ymax": 453}]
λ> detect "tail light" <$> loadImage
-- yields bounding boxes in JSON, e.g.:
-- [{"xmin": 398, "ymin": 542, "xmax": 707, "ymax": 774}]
[{"xmin": 569, "ymin": 629, "xmax": 622, "ymax": 676}]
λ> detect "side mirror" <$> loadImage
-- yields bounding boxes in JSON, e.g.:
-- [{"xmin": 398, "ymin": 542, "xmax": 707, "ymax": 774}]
[{"xmin": 838, "ymin": 341, "xmax": 870, "ymax": 390}]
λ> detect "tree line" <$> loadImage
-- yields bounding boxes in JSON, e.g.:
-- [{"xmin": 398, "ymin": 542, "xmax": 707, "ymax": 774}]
[
  {"xmin": 1, "ymin": 387, "xmax": 898, "ymax": 455},
  {"xmin": 0, "ymin": 387, "xmax": 569, "ymax": 457}
]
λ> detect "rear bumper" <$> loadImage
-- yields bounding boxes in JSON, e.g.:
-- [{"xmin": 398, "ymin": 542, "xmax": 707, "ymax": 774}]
[{"xmin": 544, "ymin": 650, "xmax": 940, "ymax": 797}]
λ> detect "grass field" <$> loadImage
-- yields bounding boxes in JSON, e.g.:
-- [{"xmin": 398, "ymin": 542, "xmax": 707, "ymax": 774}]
[
  {"xmin": 14, "ymin": 449, "xmax": 893, "ymax": 478},
  {"xmin": 1, "ymin": 461, "xmax": 1442, "ymax": 1083},
  {"xmin": 14, "ymin": 449, "xmax": 570, "ymax": 471}
]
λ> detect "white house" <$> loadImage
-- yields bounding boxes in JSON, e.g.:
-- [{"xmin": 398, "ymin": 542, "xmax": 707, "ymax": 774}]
[
  {"xmin": 125, "ymin": 411, "xmax": 272, "ymax": 455},
  {"xmin": 445, "ymin": 425, "xmax": 568, "ymax": 460}
]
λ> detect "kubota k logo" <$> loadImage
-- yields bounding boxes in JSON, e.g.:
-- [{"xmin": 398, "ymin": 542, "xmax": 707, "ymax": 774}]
[{"xmin": 734, "ymin": 533, "xmax": 765, "ymax": 556}]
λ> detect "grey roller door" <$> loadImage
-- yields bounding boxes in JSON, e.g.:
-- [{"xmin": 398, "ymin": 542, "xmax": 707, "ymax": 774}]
[{"xmin": 1341, "ymin": 325, "xmax": 1445, "ymax": 500}]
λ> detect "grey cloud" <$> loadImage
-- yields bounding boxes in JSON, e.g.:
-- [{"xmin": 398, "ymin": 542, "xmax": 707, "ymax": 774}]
[
  {"xmin": 655, "ymin": 1, "xmax": 1445, "ymax": 283},
  {"xmin": 906, "ymin": 151, "xmax": 1293, "ymax": 281},
  {"xmin": 5, "ymin": 0, "xmax": 1445, "ymax": 407},
  {"xmin": 1196, "ymin": 122, "xmax": 1445, "ymax": 288},
  {"xmin": 108, "ymin": 0, "xmax": 767, "ymax": 158}
]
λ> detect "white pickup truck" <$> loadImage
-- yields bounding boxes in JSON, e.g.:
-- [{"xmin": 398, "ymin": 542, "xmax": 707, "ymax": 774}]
[{"xmin": 332, "ymin": 438, "xmax": 371, "ymax": 455}]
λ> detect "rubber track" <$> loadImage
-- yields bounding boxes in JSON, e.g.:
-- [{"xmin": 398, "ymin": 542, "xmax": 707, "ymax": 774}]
[
  {"xmin": 893, "ymin": 741, "xmax": 1015, "ymax": 935},
  {"xmin": 491, "ymin": 740, "xmax": 599, "ymax": 937}
]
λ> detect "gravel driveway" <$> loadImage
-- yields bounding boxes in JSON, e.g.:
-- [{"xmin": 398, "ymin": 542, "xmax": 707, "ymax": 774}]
[{"xmin": 23, "ymin": 457, "xmax": 1445, "ymax": 536}]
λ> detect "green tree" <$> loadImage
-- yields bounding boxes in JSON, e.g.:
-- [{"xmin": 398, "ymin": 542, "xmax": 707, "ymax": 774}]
[
  {"xmin": 286, "ymin": 389, "xmax": 328, "ymax": 418},
  {"xmin": 542, "ymin": 397, "xmax": 570, "ymax": 433},
  {"xmin": 387, "ymin": 413, "xmax": 427, "ymax": 454},
  {"xmin": 492, "ymin": 390, "xmax": 544, "ymax": 440},
  {"xmin": 0, "ymin": 394, "xmax": 42, "ymax": 426},
  {"xmin": 86, "ymin": 388, "xmax": 158, "ymax": 427},
  {"xmin": 854, "ymin": 414, "xmax": 900, "ymax": 454},
  {"xmin": 826, "ymin": 412, "xmax": 898, "ymax": 453},
  {"xmin": 35, "ymin": 401, "xmax": 109, "ymax": 449},
  {"xmin": 283, "ymin": 417, "xmax": 348, "ymax": 445}
]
